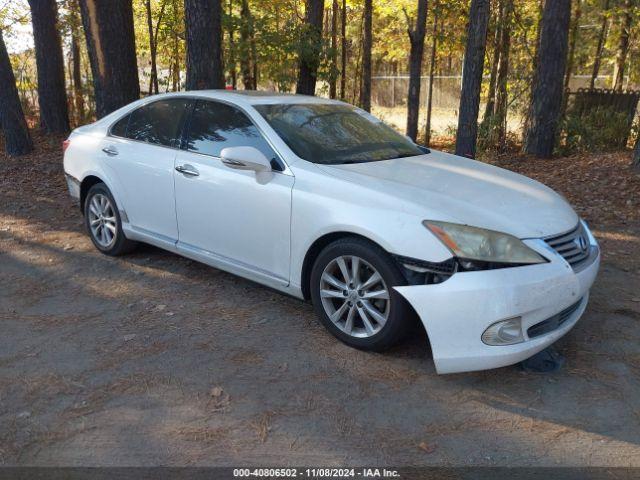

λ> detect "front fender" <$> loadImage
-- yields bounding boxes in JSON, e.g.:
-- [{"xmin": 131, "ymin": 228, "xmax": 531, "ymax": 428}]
[{"xmin": 288, "ymin": 163, "xmax": 452, "ymax": 292}]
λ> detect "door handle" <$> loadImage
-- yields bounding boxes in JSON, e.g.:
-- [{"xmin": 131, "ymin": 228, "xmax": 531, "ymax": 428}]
[
  {"xmin": 175, "ymin": 165, "xmax": 199, "ymax": 176},
  {"xmin": 102, "ymin": 146, "xmax": 119, "ymax": 156}
]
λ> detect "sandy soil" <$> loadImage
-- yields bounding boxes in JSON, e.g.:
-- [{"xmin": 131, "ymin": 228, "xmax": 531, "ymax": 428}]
[{"xmin": 1, "ymin": 134, "xmax": 639, "ymax": 466}]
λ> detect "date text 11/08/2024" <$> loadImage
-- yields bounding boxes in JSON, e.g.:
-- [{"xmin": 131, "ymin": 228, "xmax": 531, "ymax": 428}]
[{"xmin": 232, "ymin": 468, "xmax": 401, "ymax": 478}]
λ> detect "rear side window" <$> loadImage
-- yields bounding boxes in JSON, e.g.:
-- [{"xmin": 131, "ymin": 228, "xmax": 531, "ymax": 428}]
[
  {"xmin": 185, "ymin": 100, "xmax": 279, "ymax": 167},
  {"xmin": 124, "ymin": 98, "xmax": 191, "ymax": 147}
]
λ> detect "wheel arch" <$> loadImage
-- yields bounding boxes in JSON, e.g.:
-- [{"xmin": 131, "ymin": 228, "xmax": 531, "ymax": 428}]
[
  {"xmin": 300, "ymin": 231, "xmax": 393, "ymax": 301},
  {"xmin": 79, "ymin": 175, "xmax": 105, "ymax": 213},
  {"xmin": 300, "ymin": 230, "xmax": 427, "ymax": 349}
]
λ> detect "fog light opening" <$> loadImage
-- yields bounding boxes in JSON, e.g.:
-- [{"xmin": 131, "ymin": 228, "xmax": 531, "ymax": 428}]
[{"xmin": 482, "ymin": 317, "xmax": 524, "ymax": 346}]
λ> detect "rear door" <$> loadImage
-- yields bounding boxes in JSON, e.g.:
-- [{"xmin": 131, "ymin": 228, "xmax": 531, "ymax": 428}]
[
  {"xmin": 174, "ymin": 99, "xmax": 294, "ymax": 285},
  {"xmin": 102, "ymin": 98, "xmax": 192, "ymax": 241}
]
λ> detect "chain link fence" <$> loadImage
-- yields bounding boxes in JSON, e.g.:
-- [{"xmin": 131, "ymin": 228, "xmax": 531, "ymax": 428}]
[{"xmin": 370, "ymin": 74, "xmax": 626, "ymax": 137}]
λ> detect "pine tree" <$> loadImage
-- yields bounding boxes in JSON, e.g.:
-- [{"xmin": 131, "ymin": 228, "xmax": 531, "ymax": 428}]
[
  {"xmin": 79, "ymin": 0, "xmax": 140, "ymax": 118},
  {"xmin": 0, "ymin": 29, "xmax": 33, "ymax": 156},
  {"xmin": 28, "ymin": 0, "xmax": 69, "ymax": 133},
  {"xmin": 455, "ymin": 0, "xmax": 490, "ymax": 158},
  {"xmin": 524, "ymin": 0, "xmax": 572, "ymax": 158}
]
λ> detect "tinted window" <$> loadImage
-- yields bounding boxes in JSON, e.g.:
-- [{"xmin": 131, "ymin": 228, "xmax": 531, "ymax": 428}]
[
  {"xmin": 110, "ymin": 114, "xmax": 130, "ymax": 137},
  {"xmin": 185, "ymin": 100, "xmax": 278, "ymax": 166},
  {"xmin": 254, "ymin": 103, "xmax": 423, "ymax": 164},
  {"xmin": 126, "ymin": 98, "xmax": 191, "ymax": 147}
]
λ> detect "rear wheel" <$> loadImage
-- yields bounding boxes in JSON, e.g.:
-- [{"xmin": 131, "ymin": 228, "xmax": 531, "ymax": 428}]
[
  {"xmin": 84, "ymin": 183, "xmax": 136, "ymax": 256},
  {"xmin": 310, "ymin": 237, "xmax": 412, "ymax": 351}
]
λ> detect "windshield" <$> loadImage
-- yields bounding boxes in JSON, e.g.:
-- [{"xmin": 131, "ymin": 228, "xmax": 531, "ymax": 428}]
[{"xmin": 254, "ymin": 103, "xmax": 424, "ymax": 164}]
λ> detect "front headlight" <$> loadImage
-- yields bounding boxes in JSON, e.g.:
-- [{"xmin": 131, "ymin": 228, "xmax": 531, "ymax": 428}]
[{"xmin": 423, "ymin": 221, "xmax": 547, "ymax": 265}]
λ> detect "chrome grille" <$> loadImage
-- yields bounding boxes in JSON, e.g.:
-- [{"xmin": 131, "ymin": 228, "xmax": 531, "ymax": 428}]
[{"xmin": 544, "ymin": 222, "xmax": 591, "ymax": 269}]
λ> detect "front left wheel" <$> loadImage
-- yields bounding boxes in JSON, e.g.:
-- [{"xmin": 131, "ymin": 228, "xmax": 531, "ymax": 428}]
[
  {"xmin": 84, "ymin": 183, "xmax": 136, "ymax": 256},
  {"xmin": 310, "ymin": 237, "xmax": 413, "ymax": 352}
]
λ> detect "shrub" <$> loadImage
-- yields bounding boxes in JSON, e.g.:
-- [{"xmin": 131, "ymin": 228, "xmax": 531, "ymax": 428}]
[{"xmin": 558, "ymin": 105, "xmax": 633, "ymax": 155}]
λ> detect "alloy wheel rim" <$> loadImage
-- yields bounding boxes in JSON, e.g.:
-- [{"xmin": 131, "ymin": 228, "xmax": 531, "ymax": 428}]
[
  {"xmin": 319, "ymin": 255, "xmax": 390, "ymax": 338},
  {"xmin": 88, "ymin": 193, "xmax": 117, "ymax": 248}
]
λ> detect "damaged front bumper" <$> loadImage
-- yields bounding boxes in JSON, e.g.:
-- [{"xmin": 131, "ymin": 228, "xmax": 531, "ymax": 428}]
[{"xmin": 394, "ymin": 238, "xmax": 600, "ymax": 374}]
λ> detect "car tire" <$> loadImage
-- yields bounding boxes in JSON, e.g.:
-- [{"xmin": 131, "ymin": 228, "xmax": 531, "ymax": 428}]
[
  {"xmin": 84, "ymin": 183, "xmax": 137, "ymax": 256},
  {"xmin": 310, "ymin": 237, "xmax": 412, "ymax": 352}
]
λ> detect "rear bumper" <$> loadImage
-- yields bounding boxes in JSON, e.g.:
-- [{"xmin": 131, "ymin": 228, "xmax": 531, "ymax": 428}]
[
  {"xmin": 65, "ymin": 173, "xmax": 81, "ymax": 201},
  {"xmin": 394, "ymin": 238, "xmax": 600, "ymax": 374}
]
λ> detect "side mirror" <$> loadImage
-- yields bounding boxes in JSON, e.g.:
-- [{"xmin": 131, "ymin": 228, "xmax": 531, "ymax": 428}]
[{"xmin": 220, "ymin": 146, "xmax": 272, "ymax": 173}]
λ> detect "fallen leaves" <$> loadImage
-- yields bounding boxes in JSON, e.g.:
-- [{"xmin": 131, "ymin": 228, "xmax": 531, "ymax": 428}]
[
  {"xmin": 210, "ymin": 386, "xmax": 223, "ymax": 398},
  {"xmin": 418, "ymin": 441, "xmax": 437, "ymax": 454},
  {"xmin": 207, "ymin": 386, "xmax": 230, "ymax": 412},
  {"xmin": 251, "ymin": 411, "xmax": 275, "ymax": 443}
]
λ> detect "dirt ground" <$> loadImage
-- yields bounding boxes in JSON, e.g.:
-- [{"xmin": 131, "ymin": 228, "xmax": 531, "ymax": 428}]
[{"xmin": 1, "ymin": 133, "xmax": 640, "ymax": 467}]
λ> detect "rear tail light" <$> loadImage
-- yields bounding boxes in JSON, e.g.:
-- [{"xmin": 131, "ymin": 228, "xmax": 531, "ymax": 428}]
[{"xmin": 62, "ymin": 139, "xmax": 71, "ymax": 153}]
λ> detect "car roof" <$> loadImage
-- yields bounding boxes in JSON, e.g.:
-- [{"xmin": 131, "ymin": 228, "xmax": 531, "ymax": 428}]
[
  {"xmin": 91, "ymin": 89, "xmax": 349, "ymax": 133},
  {"xmin": 145, "ymin": 90, "xmax": 344, "ymax": 107}
]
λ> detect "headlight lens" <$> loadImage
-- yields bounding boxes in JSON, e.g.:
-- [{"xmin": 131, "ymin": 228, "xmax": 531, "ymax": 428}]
[{"xmin": 423, "ymin": 221, "xmax": 546, "ymax": 265}]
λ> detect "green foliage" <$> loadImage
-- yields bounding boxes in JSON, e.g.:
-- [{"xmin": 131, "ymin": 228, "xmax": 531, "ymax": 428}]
[
  {"xmin": 2, "ymin": 0, "xmax": 638, "ymax": 155},
  {"xmin": 558, "ymin": 105, "xmax": 634, "ymax": 155},
  {"xmin": 477, "ymin": 113, "xmax": 502, "ymax": 153}
]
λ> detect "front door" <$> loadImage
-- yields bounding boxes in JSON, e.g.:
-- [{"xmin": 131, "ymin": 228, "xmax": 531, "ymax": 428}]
[{"xmin": 174, "ymin": 100, "xmax": 294, "ymax": 285}]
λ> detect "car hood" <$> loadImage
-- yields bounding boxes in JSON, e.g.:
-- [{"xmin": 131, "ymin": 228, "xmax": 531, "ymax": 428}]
[{"xmin": 318, "ymin": 150, "xmax": 578, "ymax": 239}]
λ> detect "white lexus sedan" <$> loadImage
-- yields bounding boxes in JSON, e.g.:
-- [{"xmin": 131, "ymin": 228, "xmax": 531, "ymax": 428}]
[{"xmin": 63, "ymin": 91, "xmax": 600, "ymax": 374}]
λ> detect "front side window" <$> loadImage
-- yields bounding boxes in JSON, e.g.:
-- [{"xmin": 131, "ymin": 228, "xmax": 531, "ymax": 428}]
[
  {"xmin": 254, "ymin": 103, "xmax": 423, "ymax": 165},
  {"xmin": 124, "ymin": 98, "xmax": 191, "ymax": 147},
  {"xmin": 185, "ymin": 100, "xmax": 279, "ymax": 167}
]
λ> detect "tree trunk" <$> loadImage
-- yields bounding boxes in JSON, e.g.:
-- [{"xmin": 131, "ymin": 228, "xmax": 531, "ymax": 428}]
[
  {"xmin": 352, "ymin": 14, "xmax": 363, "ymax": 104},
  {"xmin": 79, "ymin": 0, "xmax": 140, "ymax": 118},
  {"xmin": 329, "ymin": 0, "xmax": 339, "ymax": 99},
  {"xmin": 359, "ymin": 0, "xmax": 372, "ymax": 111},
  {"xmin": 494, "ymin": 0, "xmax": 512, "ymax": 147},
  {"xmin": 171, "ymin": 0, "xmax": 181, "ymax": 91},
  {"xmin": 0, "ymin": 29, "xmax": 33, "ymax": 156},
  {"xmin": 250, "ymin": 18, "xmax": 258, "ymax": 89},
  {"xmin": 340, "ymin": 0, "xmax": 347, "ymax": 100},
  {"xmin": 145, "ymin": 0, "xmax": 159, "ymax": 95},
  {"xmin": 28, "ymin": 0, "xmax": 69, "ymax": 133},
  {"xmin": 185, "ymin": 0, "xmax": 225, "ymax": 90},
  {"xmin": 228, "ymin": 0, "xmax": 237, "ymax": 89},
  {"xmin": 590, "ymin": 0, "xmax": 609, "ymax": 89},
  {"xmin": 522, "ymin": 0, "xmax": 544, "ymax": 143},
  {"xmin": 70, "ymin": 0, "xmax": 85, "ymax": 125},
  {"xmin": 296, "ymin": 0, "xmax": 324, "ymax": 95},
  {"xmin": 482, "ymin": 2, "xmax": 502, "ymax": 125},
  {"xmin": 612, "ymin": 0, "xmax": 633, "ymax": 91},
  {"xmin": 240, "ymin": 0, "xmax": 255, "ymax": 89},
  {"xmin": 454, "ymin": 0, "xmax": 490, "ymax": 158},
  {"xmin": 425, "ymin": 12, "xmax": 440, "ymax": 146},
  {"xmin": 633, "ymin": 132, "xmax": 640, "ymax": 169},
  {"xmin": 405, "ymin": 0, "xmax": 429, "ymax": 141},
  {"xmin": 564, "ymin": 0, "xmax": 581, "ymax": 91},
  {"xmin": 523, "ymin": 0, "xmax": 571, "ymax": 158}
]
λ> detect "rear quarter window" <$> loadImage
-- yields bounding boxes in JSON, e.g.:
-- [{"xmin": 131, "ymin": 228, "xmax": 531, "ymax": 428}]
[
  {"xmin": 110, "ymin": 114, "xmax": 130, "ymax": 138},
  {"xmin": 115, "ymin": 98, "xmax": 191, "ymax": 148}
]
